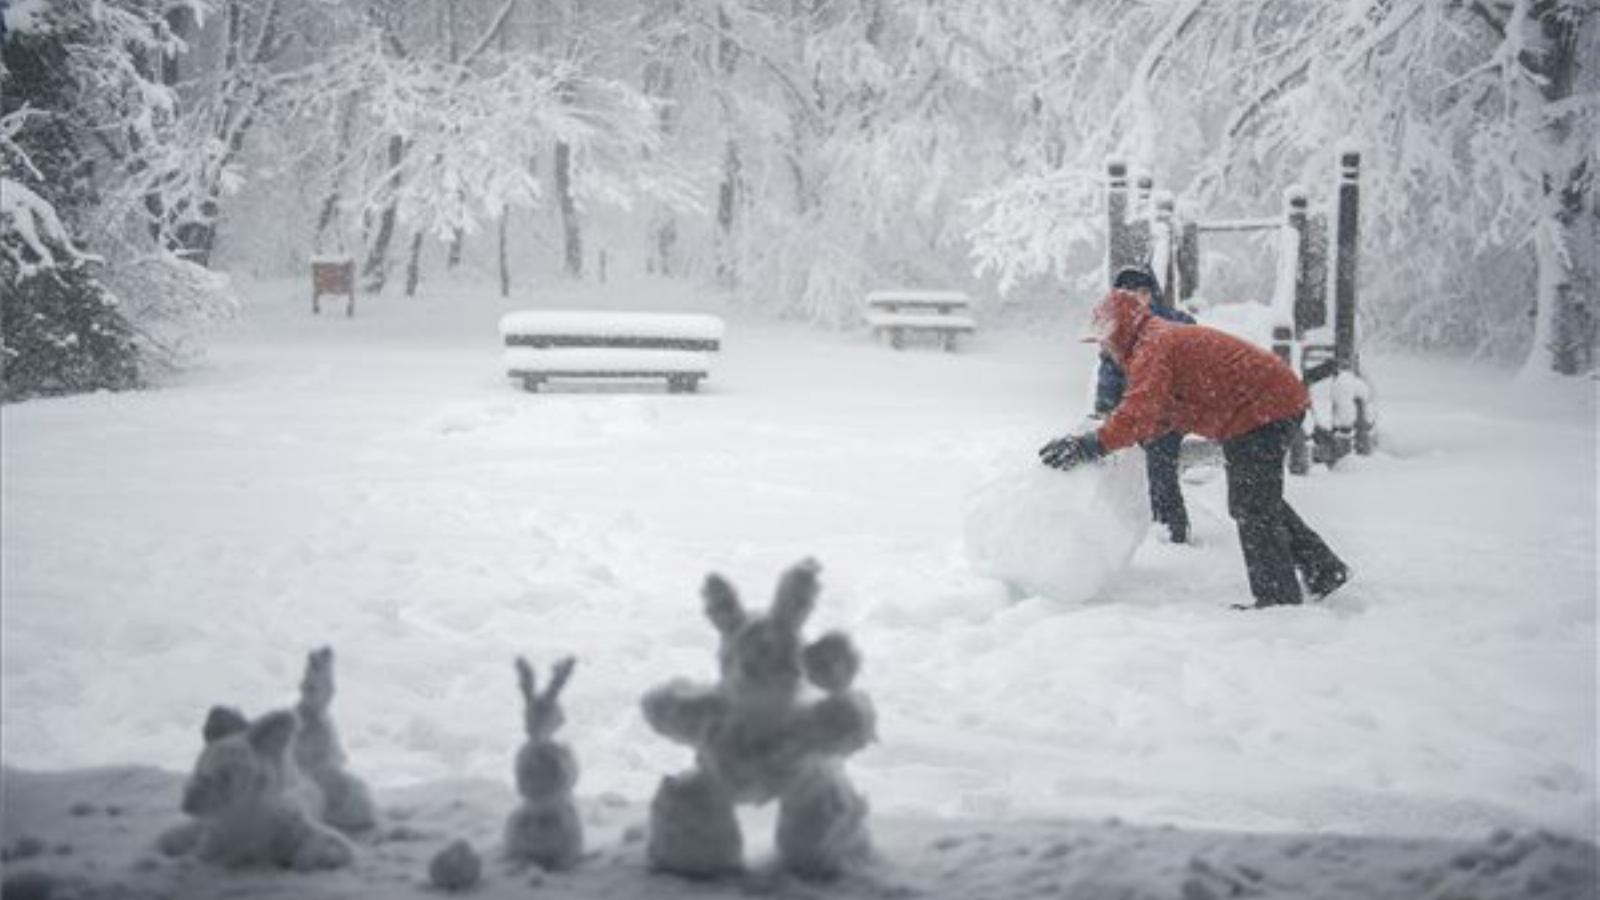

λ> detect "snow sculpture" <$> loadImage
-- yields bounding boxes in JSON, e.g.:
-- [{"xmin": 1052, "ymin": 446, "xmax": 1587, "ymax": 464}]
[
  {"xmin": 503, "ymin": 655, "xmax": 584, "ymax": 870},
  {"xmin": 429, "ymin": 839, "xmax": 483, "ymax": 891},
  {"xmin": 156, "ymin": 707, "xmax": 353, "ymax": 870},
  {"xmin": 293, "ymin": 646, "xmax": 376, "ymax": 833},
  {"xmin": 965, "ymin": 445, "xmax": 1150, "ymax": 602},
  {"xmin": 641, "ymin": 558, "xmax": 875, "ymax": 879}
]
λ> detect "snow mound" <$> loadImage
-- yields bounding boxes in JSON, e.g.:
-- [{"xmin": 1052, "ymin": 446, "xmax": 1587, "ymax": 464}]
[
  {"xmin": 963, "ymin": 448, "xmax": 1150, "ymax": 602},
  {"xmin": 4, "ymin": 766, "xmax": 1595, "ymax": 900}
]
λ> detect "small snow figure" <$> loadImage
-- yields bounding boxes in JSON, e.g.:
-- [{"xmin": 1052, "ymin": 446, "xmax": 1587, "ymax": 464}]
[
  {"xmin": 641, "ymin": 558, "xmax": 875, "ymax": 880},
  {"xmin": 503, "ymin": 655, "xmax": 584, "ymax": 870},
  {"xmin": 294, "ymin": 646, "xmax": 377, "ymax": 833},
  {"xmin": 429, "ymin": 839, "xmax": 483, "ymax": 891},
  {"xmin": 156, "ymin": 707, "xmax": 353, "ymax": 871}
]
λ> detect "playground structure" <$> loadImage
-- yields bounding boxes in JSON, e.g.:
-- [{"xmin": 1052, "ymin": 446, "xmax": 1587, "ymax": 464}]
[{"xmin": 1106, "ymin": 154, "xmax": 1376, "ymax": 473}]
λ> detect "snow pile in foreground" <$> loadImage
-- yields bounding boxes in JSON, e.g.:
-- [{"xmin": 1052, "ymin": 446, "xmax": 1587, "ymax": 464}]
[
  {"xmin": 964, "ymin": 447, "xmax": 1150, "ymax": 601},
  {"xmin": 2, "ymin": 766, "xmax": 1595, "ymax": 900}
]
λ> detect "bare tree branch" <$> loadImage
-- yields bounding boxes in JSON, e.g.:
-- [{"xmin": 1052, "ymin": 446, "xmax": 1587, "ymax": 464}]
[{"xmin": 461, "ymin": 0, "xmax": 519, "ymax": 66}]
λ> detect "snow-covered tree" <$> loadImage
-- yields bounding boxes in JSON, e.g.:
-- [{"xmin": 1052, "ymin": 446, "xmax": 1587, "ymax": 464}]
[
  {"xmin": 2, "ymin": 5, "xmax": 144, "ymax": 399},
  {"xmin": 963, "ymin": 0, "xmax": 1597, "ymax": 372},
  {"xmin": 268, "ymin": 0, "xmax": 686, "ymax": 296}
]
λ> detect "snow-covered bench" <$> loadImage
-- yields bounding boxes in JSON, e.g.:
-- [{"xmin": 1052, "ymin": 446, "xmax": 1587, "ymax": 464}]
[
  {"xmin": 499, "ymin": 311, "xmax": 725, "ymax": 394},
  {"xmin": 864, "ymin": 290, "xmax": 976, "ymax": 352}
]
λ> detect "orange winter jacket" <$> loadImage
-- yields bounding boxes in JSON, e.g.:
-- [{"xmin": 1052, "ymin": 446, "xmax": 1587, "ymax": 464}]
[{"xmin": 1092, "ymin": 290, "xmax": 1309, "ymax": 451}]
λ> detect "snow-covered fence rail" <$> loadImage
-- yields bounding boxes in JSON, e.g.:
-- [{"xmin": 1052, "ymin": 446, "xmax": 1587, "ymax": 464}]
[
  {"xmin": 1107, "ymin": 153, "xmax": 1375, "ymax": 472},
  {"xmin": 498, "ymin": 311, "xmax": 725, "ymax": 394},
  {"xmin": 864, "ymin": 290, "xmax": 977, "ymax": 352}
]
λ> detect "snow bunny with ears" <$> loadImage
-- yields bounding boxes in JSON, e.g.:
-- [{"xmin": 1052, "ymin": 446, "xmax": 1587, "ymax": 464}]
[
  {"xmin": 642, "ymin": 558, "xmax": 876, "ymax": 879},
  {"xmin": 156, "ymin": 647, "xmax": 373, "ymax": 869},
  {"xmin": 293, "ymin": 646, "xmax": 376, "ymax": 834},
  {"xmin": 155, "ymin": 706, "xmax": 354, "ymax": 871},
  {"xmin": 504, "ymin": 655, "xmax": 584, "ymax": 870}
]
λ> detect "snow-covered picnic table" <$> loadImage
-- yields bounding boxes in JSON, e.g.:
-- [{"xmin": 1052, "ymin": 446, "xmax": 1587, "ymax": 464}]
[
  {"xmin": 498, "ymin": 310, "xmax": 725, "ymax": 393},
  {"xmin": 864, "ymin": 290, "xmax": 976, "ymax": 352}
]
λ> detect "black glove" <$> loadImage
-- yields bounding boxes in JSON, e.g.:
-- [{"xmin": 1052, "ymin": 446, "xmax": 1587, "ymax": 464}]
[{"xmin": 1038, "ymin": 432, "xmax": 1104, "ymax": 471}]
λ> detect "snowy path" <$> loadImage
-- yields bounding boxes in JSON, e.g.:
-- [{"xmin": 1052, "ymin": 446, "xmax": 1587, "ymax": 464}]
[{"xmin": 3, "ymin": 277, "xmax": 1595, "ymax": 850}]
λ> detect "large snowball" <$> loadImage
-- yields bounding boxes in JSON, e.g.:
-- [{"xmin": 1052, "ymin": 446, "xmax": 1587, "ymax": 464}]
[{"xmin": 963, "ymin": 448, "xmax": 1151, "ymax": 602}]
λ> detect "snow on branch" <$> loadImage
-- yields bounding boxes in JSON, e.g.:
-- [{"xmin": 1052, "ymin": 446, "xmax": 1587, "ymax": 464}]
[
  {"xmin": 1, "ymin": 178, "xmax": 98, "ymax": 277},
  {"xmin": 966, "ymin": 169, "xmax": 1104, "ymax": 295},
  {"xmin": 282, "ymin": 34, "xmax": 693, "ymax": 243}
]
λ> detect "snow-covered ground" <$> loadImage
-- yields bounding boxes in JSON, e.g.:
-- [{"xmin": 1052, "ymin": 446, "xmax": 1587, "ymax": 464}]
[{"xmin": 3, "ymin": 276, "xmax": 1596, "ymax": 898}]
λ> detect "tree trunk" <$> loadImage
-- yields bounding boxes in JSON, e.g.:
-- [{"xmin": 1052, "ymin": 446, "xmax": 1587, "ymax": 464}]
[
  {"xmin": 444, "ymin": 0, "xmax": 465, "ymax": 271},
  {"xmin": 643, "ymin": 26, "xmax": 682, "ymax": 276},
  {"xmin": 362, "ymin": 135, "xmax": 405, "ymax": 294},
  {"xmin": 716, "ymin": 140, "xmax": 742, "ymax": 287},
  {"xmin": 447, "ymin": 231, "xmax": 464, "ymax": 269},
  {"xmin": 404, "ymin": 230, "xmax": 425, "ymax": 297},
  {"xmin": 498, "ymin": 205, "xmax": 511, "ymax": 298},
  {"xmin": 1522, "ymin": 0, "xmax": 1596, "ymax": 376},
  {"xmin": 314, "ymin": 93, "xmax": 359, "ymax": 253},
  {"xmin": 555, "ymin": 140, "xmax": 582, "ymax": 278},
  {"xmin": 650, "ymin": 212, "xmax": 677, "ymax": 276},
  {"xmin": 160, "ymin": 6, "xmax": 195, "ymax": 88}
]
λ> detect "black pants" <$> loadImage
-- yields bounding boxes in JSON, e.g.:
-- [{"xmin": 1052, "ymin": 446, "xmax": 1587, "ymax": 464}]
[
  {"xmin": 1221, "ymin": 416, "xmax": 1346, "ymax": 606},
  {"xmin": 1143, "ymin": 432, "xmax": 1188, "ymax": 542}
]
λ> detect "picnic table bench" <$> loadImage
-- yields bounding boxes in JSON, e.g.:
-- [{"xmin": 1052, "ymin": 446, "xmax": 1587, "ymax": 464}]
[
  {"xmin": 499, "ymin": 310, "xmax": 724, "ymax": 393},
  {"xmin": 864, "ymin": 289, "xmax": 976, "ymax": 351}
]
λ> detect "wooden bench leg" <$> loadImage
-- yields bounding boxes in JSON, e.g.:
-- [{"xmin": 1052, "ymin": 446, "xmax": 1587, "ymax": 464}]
[
  {"xmin": 346, "ymin": 293, "xmax": 355, "ymax": 318},
  {"xmin": 890, "ymin": 328, "xmax": 904, "ymax": 350},
  {"xmin": 312, "ymin": 292, "xmax": 321, "ymax": 315},
  {"xmin": 521, "ymin": 375, "xmax": 543, "ymax": 393}
]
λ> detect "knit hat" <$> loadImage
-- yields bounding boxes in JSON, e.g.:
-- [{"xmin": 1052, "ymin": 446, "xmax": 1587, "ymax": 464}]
[{"xmin": 1111, "ymin": 266, "xmax": 1161, "ymax": 294}]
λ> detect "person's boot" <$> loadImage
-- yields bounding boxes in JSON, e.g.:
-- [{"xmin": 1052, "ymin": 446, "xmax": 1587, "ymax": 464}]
[{"xmin": 1305, "ymin": 565, "xmax": 1351, "ymax": 601}]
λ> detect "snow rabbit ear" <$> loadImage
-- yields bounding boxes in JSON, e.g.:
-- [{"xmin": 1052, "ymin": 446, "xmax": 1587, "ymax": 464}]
[
  {"xmin": 543, "ymin": 656, "xmax": 576, "ymax": 704},
  {"xmin": 202, "ymin": 706, "xmax": 250, "ymax": 743},
  {"xmin": 247, "ymin": 710, "xmax": 299, "ymax": 759},
  {"xmin": 516, "ymin": 656, "xmax": 575, "ymax": 739},
  {"xmin": 702, "ymin": 573, "xmax": 746, "ymax": 636},
  {"xmin": 300, "ymin": 646, "xmax": 336, "ymax": 705},
  {"xmin": 516, "ymin": 656, "xmax": 538, "ymax": 708},
  {"xmin": 771, "ymin": 557, "xmax": 821, "ymax": 634}
]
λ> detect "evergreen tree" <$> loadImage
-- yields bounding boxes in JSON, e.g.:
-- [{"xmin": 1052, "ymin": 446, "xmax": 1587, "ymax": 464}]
[{"xmin": 2, "ymin": 9, "xmax": 141, "ymax": 401}]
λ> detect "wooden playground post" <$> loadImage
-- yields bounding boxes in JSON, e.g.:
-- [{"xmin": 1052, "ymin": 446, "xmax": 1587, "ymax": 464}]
[
  {"xmin": 1284, "ymin": 188, "xmax": 1313, "ymax": 339},
  {"xmin": 1334, "ymin": 151, "xmax": 1361, "ymax": 373},
  {"xmin": 1106, "ymin": 160, "xmax": 1139, "ymax": 280},
  {"xmin": 1334, "ymin": 150, "xmax": 1373, "ymax": 458},
  {"xmin": 1295, "ymin": 205, "xmax": 1330, "ymax": 339},
  {"xmin": 1280, "ymin": 187, "xmax": 1312, "ymax": 475},
  {"xmin": 1153, "ymin": 191, "xmax": 1177, "ymax": 301},
  {"xmin": 1131, "ymin": 175, "xmax": 1154, "ymax": 266},
  {"xmin": 1177, "ymin": 221, "xmax": 1200, "ymax": 303}
]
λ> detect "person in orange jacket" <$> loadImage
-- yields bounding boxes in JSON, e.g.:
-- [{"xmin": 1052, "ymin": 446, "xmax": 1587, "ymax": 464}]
[{"xmin": 1039, "ymin": 288, "xmax": 1350, "ymax": 608}]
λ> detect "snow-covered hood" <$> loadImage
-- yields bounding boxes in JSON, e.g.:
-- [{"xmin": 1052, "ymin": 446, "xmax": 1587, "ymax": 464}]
[{"xmin": 1091, "ymin": 289, "xmax": 1152, "ymax": 366}]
